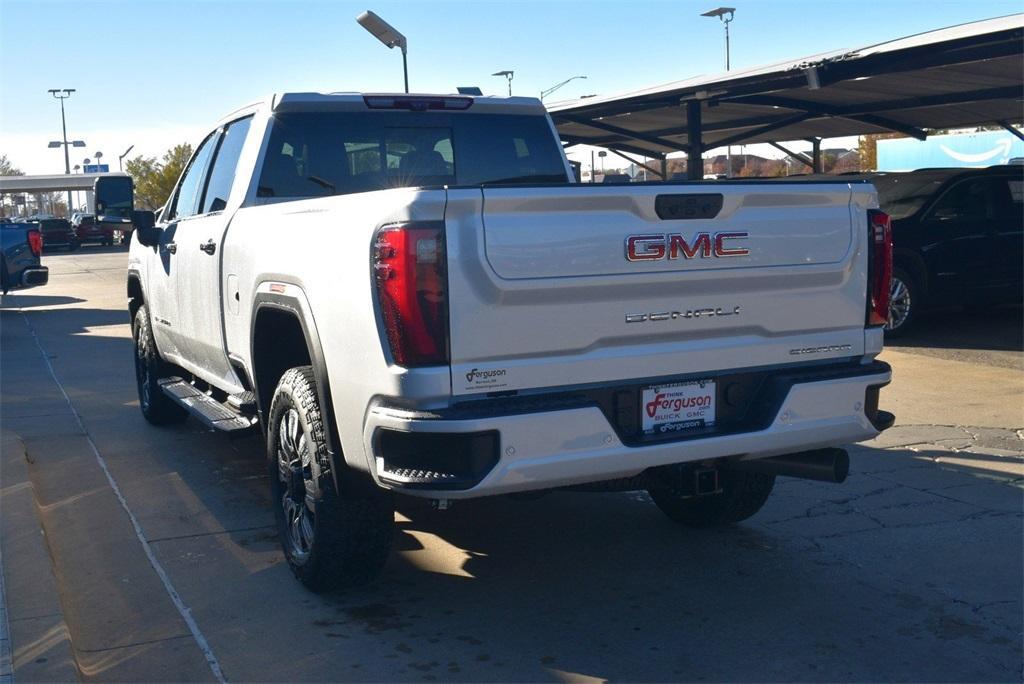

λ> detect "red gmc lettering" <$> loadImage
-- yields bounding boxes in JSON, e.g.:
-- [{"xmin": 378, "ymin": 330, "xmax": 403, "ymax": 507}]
[
  {"xmin": 626, "ymin": 232, "xmax": 749, "ymax": 262},
  {"xmin": 669, "ymin": 233, "xmax": 712, "ymax": 259},
  {"xmin": 625, "ymin": 235, "xmax": 666, "ymax": 261},
  {"xmin": 714, "ymin": 232, "xmax": 750, "ymax": 257}
]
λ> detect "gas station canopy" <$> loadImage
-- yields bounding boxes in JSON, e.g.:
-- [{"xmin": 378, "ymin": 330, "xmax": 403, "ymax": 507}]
[{"xmin": 549, "ymin": 14, "xmax": 1024, "ymax": 178}]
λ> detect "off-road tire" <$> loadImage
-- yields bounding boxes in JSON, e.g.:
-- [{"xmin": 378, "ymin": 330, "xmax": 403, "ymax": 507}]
[
  {"xmin": 885, "ymin": 267, "xmax": 920, "ymax": 337},
  {"xmin": 133, "ymin": 305, "xmax": 187, "ymax": 425},
  {"xmin": 648, "ymin": 469, "xmax": 775, "ymax": 527},
  {"xmin": 268, "ymin": 366, "xmax": 393, "ymax": 592}
]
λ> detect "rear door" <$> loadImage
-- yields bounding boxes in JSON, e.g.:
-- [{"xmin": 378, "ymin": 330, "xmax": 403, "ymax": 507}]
[
  {"xmin": 445, "ymin": 183, "xmax": 868, "ymax": 396},
  {"xmin": 922, "ymin": 176, "xmax": 1008, "ymax": 292},
  {"xmin": 171, "ymin": 116, "xmax": 253, "ymax": 391}
]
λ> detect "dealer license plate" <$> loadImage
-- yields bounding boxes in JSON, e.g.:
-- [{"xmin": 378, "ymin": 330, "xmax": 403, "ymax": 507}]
[{"xmin": 641, "ymin": 380, "xmax": 716, "ymax": 435}]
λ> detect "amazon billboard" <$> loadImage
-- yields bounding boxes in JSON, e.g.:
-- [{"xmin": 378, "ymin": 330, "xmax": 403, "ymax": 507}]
[{"xmin": 877, "ymin": 129, "xmax": 1024, "ymax": 171}]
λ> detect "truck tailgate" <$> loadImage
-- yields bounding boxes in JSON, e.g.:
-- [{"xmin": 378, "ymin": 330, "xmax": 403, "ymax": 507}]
[{"xmin": 444, "ymin": 183, "xmax": 872, "ymax": 396}]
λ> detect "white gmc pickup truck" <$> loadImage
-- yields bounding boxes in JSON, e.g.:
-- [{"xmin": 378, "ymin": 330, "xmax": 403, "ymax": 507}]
[{"xmin": 113, "ymin": 92, "xmax": 894, "ymax": 591}]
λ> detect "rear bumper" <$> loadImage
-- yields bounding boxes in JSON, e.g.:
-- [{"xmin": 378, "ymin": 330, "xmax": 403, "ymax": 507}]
[
  {"xmin": 363, "ymin": 361, "xmax": 892, "ymax": 498},
  {"xmin": 20, "ymin": 267, "xmax": 48, "ymax": 287}
]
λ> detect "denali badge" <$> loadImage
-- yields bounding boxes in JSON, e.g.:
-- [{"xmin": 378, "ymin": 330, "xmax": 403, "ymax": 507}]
[
  {"xmin": 625, "ymin": 232, "xmax": 749, "ymax": 262},
  {"xmin": 789, "ymin": 344, "xmax": 853, "ymax": 355},
  {"xmin": 626, "ymin": 306, "xmax": 741, "ymax": 323}
]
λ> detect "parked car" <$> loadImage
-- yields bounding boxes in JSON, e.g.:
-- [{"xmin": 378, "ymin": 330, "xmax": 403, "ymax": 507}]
[
  {"xmin": 1, "ymin": 220, "xmax": 48, "ymax": 294},
  {"xmin": 117, "ymin": 91, "xmax": 893, "ymax": 591},
  {"xmin": 599, "ymin": 173, "xmax": 632, "ymax": 183},
  {"xmin": 870, "ymin": 166, "xmax": 1023, "ymax": 334},
  {"xmin": 37, "ymin": 217, "xmax": 80, "ymax": 250},
  {"xmin": 72, "ymin": 213, "xmax": 123, "ymax": 246}
]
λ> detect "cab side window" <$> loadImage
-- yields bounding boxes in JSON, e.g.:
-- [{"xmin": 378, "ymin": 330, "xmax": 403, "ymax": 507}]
[
  {"xmin": 168, "ymin": 132, "xmax": 219, "ymax": 221},
  {"xmin": 929, "ymin": 178, "xmax": 1001, "ymax": 222},
  {"xmin": 201, "ymin": 117, "xmax": 253, "ymax": 214}
]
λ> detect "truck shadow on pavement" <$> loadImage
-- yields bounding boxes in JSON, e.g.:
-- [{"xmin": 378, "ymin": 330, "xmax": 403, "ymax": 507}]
[{"xmin": 0, "ymin": 294, "xmax": 86, "ymax": 309}]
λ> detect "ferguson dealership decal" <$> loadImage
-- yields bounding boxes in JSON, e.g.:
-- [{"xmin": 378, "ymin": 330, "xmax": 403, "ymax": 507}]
[
  {"xmin": 642, "ymin": 380, "xmax": 716, "ymax": 434},
  {"xmin": 464, "ymin": 367, "xmax": 508, "ymax": 390}
]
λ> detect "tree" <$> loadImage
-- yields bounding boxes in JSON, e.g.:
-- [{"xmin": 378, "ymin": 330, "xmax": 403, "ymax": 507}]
[
  {"xmin": 0, "ymin": 154, "xmax": 25, "ymax": 176},
  {"xmin": 124, "ymin": 143, "xmax": 193, "ymax": 210}
]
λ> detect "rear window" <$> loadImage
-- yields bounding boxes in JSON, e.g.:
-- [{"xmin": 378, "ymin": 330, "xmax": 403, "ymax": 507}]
[{"xmin": 257, "ymin": 111, "xmax": 567, "ymax": 199}]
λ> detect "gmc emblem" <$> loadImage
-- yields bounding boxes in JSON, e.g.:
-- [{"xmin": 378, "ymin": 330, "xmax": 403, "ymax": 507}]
[{"xmin": 625, "ymin": 232, "xmax": 749, "ymax": 262}]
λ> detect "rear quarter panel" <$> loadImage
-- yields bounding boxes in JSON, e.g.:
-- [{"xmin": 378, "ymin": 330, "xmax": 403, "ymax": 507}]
[{"xmin": 221, "ymin": 188, "xmax": 450, "ymax": 474}]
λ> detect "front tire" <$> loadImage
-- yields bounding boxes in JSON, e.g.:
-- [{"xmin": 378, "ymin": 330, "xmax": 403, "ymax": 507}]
[
  {"xmin": 133, "ymin": 305, "xmax": 187, "ymax": 425},
  {"xmin": 268, "ymin": 367, "xmax": 393, "ymax": 592},
  {"xmin": 648, "ymin": 469, "xmax": 775, "ymax": 527}
]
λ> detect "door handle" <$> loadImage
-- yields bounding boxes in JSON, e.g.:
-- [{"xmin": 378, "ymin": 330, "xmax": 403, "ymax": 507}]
[
  {"xmin": 200, "ymin": 239, "xmax": 217, "ymax": 255},
  {"xmin": 164, "ymin": 241, "xmax": 177, "ymax": 254}
]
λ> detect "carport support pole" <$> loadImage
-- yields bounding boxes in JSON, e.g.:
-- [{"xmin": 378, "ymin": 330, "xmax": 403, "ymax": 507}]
[
  {"xmin": 810, "ymin": 138, "xmax": 822, "ymax": 174},
  {"xmin": 686, "ymin": 100, "xmax": 703, "ymax": 180}
]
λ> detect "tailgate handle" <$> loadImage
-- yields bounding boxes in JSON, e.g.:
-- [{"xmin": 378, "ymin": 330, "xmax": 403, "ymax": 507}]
[{"xmin": 655, "ymin": 194, "xmax": 723, "ymax": 220}]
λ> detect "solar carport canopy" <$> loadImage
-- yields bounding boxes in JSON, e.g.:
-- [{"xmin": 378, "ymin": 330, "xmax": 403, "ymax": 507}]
[{"xmin": 549, "ymin": 15, "xmax": 1024, "ymax": 173}]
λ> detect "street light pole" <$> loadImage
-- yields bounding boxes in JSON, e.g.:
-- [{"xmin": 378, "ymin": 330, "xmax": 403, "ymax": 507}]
[
  {"xmin": 356, "ymin": 11, "xmax": 409, "ymax": 93},
  {"xmin": 119, "ymin": 145, "xmax": 134, "ymax": 171},
  {"xmin": 701, "ymin": 8, "xmax": 736, "ymax": 177},
  {"xmin": 492, "ymin": 70, "xmax": 514, "ymax": 96},
  {"xmin": 540, "ymin": 75, "xmax": 587, "ymax": 101},
  {"xmin": 49, "ymin": 88, "xmax": 76, "ymax": 214}
]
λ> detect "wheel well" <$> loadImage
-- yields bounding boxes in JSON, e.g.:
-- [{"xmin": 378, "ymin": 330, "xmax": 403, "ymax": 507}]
[
  {"xmin": 893, "ymin": 249, "xmax": 928, "ymax": 295},
  {"xmin": 127, "ymin": 276, "xmax": 144, "ymax": 324},
  {"xmin": 252, "ymin": 307, "xmax": 312, "ymax": 419}
]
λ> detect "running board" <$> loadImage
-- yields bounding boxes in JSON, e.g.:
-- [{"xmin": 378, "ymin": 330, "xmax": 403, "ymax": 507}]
[{"xmin": 159, "ymin": 378, "xmax": 257, "ymax": 434}]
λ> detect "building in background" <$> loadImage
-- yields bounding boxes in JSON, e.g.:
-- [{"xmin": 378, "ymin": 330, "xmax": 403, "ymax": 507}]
[{"xmin": 878, "ymin": 129, "xmax": 1024, "ymax": 171}]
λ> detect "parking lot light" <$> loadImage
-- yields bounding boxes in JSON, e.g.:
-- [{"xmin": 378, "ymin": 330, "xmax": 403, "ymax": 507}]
[
  {"xmin": 492, "ymin": 70, "xmax": 514, "ymax": 96},
  {"xmin": 356, "ymin": 10, "xmax": 409, "ymax": 93}
]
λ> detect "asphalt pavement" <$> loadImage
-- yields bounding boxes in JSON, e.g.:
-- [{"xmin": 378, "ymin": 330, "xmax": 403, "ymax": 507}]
[{"xmin": 1, "ymin": 248, "xmax": 1021, "ymax": 682}]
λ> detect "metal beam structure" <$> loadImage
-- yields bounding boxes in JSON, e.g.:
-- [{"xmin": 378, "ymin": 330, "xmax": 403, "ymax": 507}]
[
  {"xmin": 559, "ymin": 115, "xmax": 689, "ymax": 153},
  {"xmin": 550, "ymin": 15, "xmax": 1023, "ymax": 167},
  {"xmin": 0, "ymin": 172, "xmax": 128, "ymax": 194},
  {"xmin": 606, "ymin": 149, "xmax": 666, "ymax": 180},
  {"xmin": 686, "ymin": 100, "xmax": 703, "ymax": 180},
  {"xmin": 769, "ymin": 142, "xmax": 813, "ymax": 169},
  {"xmin": 998, "ymin": 120, "xmax": 1024, "ymax": 142}
]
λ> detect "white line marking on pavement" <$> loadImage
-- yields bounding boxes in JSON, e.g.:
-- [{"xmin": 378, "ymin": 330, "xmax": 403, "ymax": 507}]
[
  {"xmin": 18, "ymin": 311, "xmax": 227, "ymax": 683},
  {"xmin": 0, "ymin": 545, "xmax": 13, "ymax": 683}
]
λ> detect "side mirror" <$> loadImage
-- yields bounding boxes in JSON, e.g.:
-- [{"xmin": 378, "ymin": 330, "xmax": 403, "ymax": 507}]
[
  {"xmin": 132, "ymin": 210, "xmax": 160, "ymax": 247},
  {"xmin": 93, "ymin": 175, "xmax": 134, "ymax": 223}
]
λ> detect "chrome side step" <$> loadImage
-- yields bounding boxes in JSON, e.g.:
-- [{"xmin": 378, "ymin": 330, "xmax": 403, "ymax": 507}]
[{"xmin": 159, "ymin": 377, "xmax": 257, "ymax": 434}]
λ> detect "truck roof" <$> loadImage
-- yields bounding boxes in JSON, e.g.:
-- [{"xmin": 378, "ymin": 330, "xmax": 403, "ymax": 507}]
[
  {"xmin": 216, "ymin": 92, "xmax": 548, "ymax": 128},
  {"xmin": 270, "ymin": 92, "xmax": 547, "ymax": 115}
]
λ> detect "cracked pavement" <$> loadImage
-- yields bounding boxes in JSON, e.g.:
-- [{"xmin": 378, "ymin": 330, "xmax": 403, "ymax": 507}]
[{"xmin": 1, "ymin": 250, "xmax": 1021, "ymax": 682}]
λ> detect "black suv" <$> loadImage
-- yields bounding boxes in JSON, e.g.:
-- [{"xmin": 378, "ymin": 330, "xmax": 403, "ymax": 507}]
[{"xmin": 871, "ymin": 166, "xmax": 1023, "ymax": 335}]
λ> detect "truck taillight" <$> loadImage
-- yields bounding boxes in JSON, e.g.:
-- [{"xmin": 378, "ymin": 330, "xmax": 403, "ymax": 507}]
[
  {"xmin": 27, "ymin": 228, "xmax": 43, "ymax": 257},
  {"xmin": 866, "ymin": 209, "xmax": 892, "ymax": 327},
  {"xmin": 373, "ymin": 223, "xmax": 449, "ymax": 366}
]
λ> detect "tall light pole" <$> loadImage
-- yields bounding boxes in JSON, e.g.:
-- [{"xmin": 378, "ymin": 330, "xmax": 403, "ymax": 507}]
[
  {"xmin": 701, "ymin": 7, "xmax": 736, "ymax": 178},
  {"xmin": 701, "ymin": 7, "xmax": 734, "ymax": 70},
  {"xmin": 492, "ymin": 70, "xmax": 514, "ymax": 96},
  {"xmin": 356, "ymin": 10, "xmax": 409, "ymax": 93},
  {"xmin": 48, "ymin": 88, "xmax": 85, "ymax": 215},
  {"xmin": 540, "ymin": 75, "xmax": 587, "ymax": 101},
  {"xmin": 118, "ymin": 145, "xmax": 134, "ymax": 171}
]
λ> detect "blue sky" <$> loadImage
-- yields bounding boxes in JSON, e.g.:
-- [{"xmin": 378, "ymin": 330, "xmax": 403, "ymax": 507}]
[{"xmin": 2, "ymin": 0, "xmax": 1021, "ymax": 174}]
